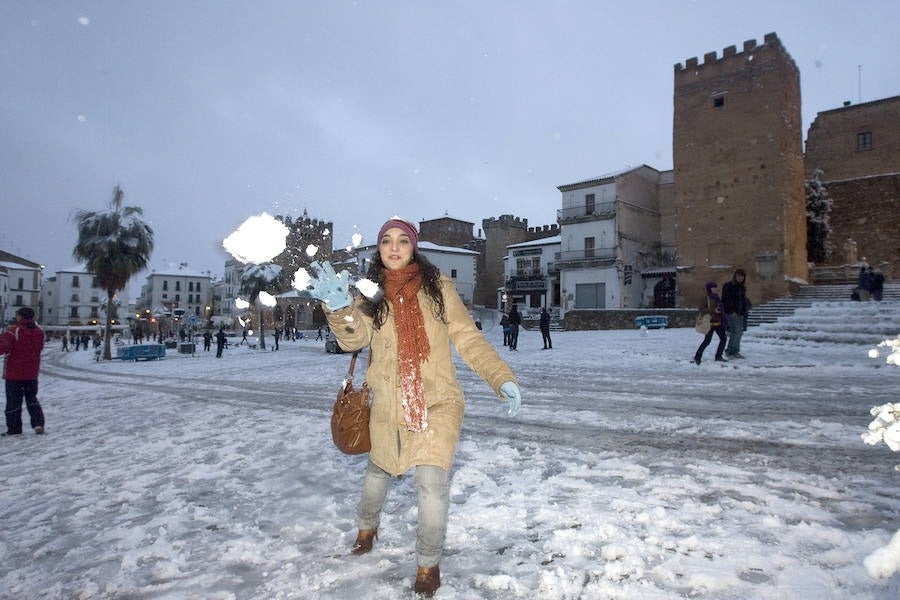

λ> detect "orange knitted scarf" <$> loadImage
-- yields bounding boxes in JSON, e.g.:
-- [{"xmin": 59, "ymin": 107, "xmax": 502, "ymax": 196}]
[{"xmin": 383, "ymin": 263, "xmax": 431, "ymax": 432}]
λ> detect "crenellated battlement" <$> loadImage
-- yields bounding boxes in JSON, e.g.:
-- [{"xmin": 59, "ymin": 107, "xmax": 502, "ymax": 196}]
[
  {"xmin": 275, "ymin": 213, "xmax": 333, "ymax": 234},
  {"xmin": 527, "ymin": 224, "xmax": 559, "ymax": 234},
  {"xmin": 674, "ymin": 32, "xmax": 788, "ymax": 72}
]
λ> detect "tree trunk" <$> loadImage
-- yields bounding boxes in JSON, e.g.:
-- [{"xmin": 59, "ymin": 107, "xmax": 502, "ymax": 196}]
[
  {"xmin": 258, "ymin": 307, "xmax": 266, "ymax": 349},
  {"xmin": 103, "ymin": 289, "xmax": 115, "ymax": 360}
]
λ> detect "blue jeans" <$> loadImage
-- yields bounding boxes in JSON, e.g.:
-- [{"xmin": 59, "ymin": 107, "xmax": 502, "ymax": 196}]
[
  {"xmin": 725, "ymin": 313, "xmax": 745, "ymax": 355},
  {"xmin": 5, "ymin": 379, "xmax": 44, "ymax": 434},
  {"xmin": 357, "ymin": 460, "xmax": 449, "ymax": 568}
]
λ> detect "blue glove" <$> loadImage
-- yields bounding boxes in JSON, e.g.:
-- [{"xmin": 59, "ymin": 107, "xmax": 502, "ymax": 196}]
[
  {"xmin": 307, "ymin": 261, "xmax": 352, "ymax": 310},
  {"xmin": 499, "ymin": 381, "xmax": 521, "ymax": 417}
]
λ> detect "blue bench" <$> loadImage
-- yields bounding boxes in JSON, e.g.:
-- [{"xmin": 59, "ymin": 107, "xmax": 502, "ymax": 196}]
[
  {"xmin": 118, "ymin": 344, "xmax": 166, "ymax": 361},
  {"xmin": 634, "ymin": 315, "xmax": 669, "ymax": 329}
]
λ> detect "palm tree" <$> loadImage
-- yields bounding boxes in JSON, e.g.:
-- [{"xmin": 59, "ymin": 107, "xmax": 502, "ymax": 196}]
[
  {"xmin": 73, "ymin": 185, "xmax": 154, "ymax": 360},
  {"xmin": 240, "ymin": 263, "xmax": 282, "ymax": 350}
]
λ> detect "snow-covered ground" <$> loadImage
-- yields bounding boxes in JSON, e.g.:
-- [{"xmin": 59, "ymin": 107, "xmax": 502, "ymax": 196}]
[{"xmin": 2, "ymin": 319, "xmax": 899, "ymax": 599}]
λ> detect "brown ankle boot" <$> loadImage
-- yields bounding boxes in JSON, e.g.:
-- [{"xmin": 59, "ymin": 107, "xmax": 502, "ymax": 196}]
[
  {"xmin": 350, "ymin": 529, "xmax": 377, "ymax": 555},
  {"xmin": 413, "ymin": 565, "xmax": 440, "ymax": 597}
]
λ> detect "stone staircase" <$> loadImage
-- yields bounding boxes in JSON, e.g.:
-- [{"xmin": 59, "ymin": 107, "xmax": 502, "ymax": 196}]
[
  {"xmin": 746, "ymin": 298, "xmax": 900, "ymax": 346},
  {"xmin": 746, "ymin": 282, "xmax": 900, "ymax": 327}
]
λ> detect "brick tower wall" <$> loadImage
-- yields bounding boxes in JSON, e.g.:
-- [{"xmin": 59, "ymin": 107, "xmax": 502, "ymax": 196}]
[{"xmin": 673, "ymin": 32, "xmax": 807, "ymax": 308}]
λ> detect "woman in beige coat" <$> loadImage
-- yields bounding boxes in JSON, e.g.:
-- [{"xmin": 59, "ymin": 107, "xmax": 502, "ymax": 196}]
[{"xmin": 308, "ymin": 217, "xmax": 522, "ymax": 597}]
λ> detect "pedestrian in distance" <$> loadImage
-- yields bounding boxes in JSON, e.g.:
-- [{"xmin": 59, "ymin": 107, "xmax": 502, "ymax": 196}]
[
  {"xmin": 694, "ymin": 282, "xmax": 727, "ymax": 365},
  {"xmin": 500, "ymin": 311, "xmax": 510, "ymax": 346},
  {"xmin": 870, "ymin": 267, "xmax": 885, "ymax": 301},
  {"xmin": 214, "ymin": 327, "xmax": 227, "ymax": 358},
  {"xmin": 722, "ymin": 268, "xmax": 751, "ymax": 359},
  {"xmin": 507, "ymin": 304, "xmax": 521, "ymax": 351},
  {"xmin": 203, "ymin": 330, "xmax": 212, "ymax": 351},
  {"xmin": 1, "ymin": 307, "xmax": 46, "ymax": 437},
  {"xmin": 539, "ymin": 306, "xmax": 553, "ymax": 350},
  {"xmin": 857, "ymin": 265, "xmax": 872, "ymax": 301},
  {"xmin": 306, "ymin": 216, "xmax": 522, "ymax": 598}
]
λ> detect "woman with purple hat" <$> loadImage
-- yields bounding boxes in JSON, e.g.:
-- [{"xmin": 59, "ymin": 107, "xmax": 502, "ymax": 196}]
[
  {"xmin": 306, "ymin": 216, "xmax": 522, "ymax": 597},
  {"xmin": 694, "ymin": 281, "xmax": 728, "ymax": 365}
]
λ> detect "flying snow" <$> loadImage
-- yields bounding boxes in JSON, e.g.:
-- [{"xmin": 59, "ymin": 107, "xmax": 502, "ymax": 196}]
[
  {"xmin": 292, "ymin": 268, "xmax": 311, "ymax": 292},
  {"xmin": 234, "ymin": 298, "xmax": 250, "ymax": 310},
  {"xmin": 222, "ymin": 213, "xmax": 289, "ymax": 265},
  {"xmin": 305, "ymin": 244, "xmax": 318, "ymax": 257},
  {"xmin": 258, "ymin": 291, "xmax": 277, "ymax": 308},
  {"xmin": 355, "ymin": 278, "xmax": 380, "ymax": 299}
]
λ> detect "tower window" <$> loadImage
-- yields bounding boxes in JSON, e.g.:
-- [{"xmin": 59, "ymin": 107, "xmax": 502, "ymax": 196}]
[
  {"xmin": 713, "ymin": 95, "xmax": 725, "ymax": 108},
  {"xmin": 857, "ymin": 131, "xmax": 873, "ymax": 151}
]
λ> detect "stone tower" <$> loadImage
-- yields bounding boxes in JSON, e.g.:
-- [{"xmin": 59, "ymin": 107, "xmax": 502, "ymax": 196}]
[
  {"xmin": 673, "ymin": 32, "xmax": 807, "ymax": 307},
  {"xmin": 273, "ymin": 212, "xmax": 333, "ymax": 287}
]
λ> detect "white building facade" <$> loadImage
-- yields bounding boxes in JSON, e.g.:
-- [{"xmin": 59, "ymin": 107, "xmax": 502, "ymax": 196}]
[
  {"xmin": 502, "ymin": 236, "xmax": 561, "ymax": 319},
  {"xmin": 41, "ymin": 266, "xmax": 132, "ymax": 327},
  {"xmin": 139, "ymin": 264, "xmax": 211, "ymax": 319},
  {"xmin": 1, "ymin": 256, "xmax": 42, "ymax": 323},
  {"xmin": 555, "ymin": 165, "xmax": 673, "ymax": 319}
]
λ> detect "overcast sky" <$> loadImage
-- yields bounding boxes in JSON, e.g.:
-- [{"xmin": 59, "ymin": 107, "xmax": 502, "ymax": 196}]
[{"xmin": 2, "ymin": 0, "xmax": 898, "ymax": 285}]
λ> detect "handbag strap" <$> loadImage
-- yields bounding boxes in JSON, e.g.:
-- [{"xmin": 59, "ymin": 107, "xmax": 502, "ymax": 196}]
[{"xmin": 346, "ymin": 349, "xmax": 372, "ymax": 379}]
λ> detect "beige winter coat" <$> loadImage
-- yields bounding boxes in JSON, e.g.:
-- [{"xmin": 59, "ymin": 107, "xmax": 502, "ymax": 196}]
[{"xmin": 326, "ymin": 276, "xmax": 517, "ymax": 476}]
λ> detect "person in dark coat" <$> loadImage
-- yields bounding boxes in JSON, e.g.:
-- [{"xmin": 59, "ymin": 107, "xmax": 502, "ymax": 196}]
[
  {"xmin": 1, "ymin": 307, "xmax": 46, "ymax": 436},
  {"xmin": 694, "ymin": 282, "xmax": 727, "ymax": 365},
  {"xmin": 722, "ymin": 268, "xmax": 751, "ymax": 358},
  {"xmin": 500, "ymin": 312, "xmax": 510, "ymax": 346},
  {"xmin": 507, "ymin": 305, "xmax": 521, "ymax": 351},
  {"xmin": 539, "ymin": 307, "xmax": 552, "ymax": 349},
  {"xmin": 857, "ymin": 266, "xmax": 872, "ymax": 301},
  {"xmin": 215, "ymin": 328, "xmax": 227, "ymax": 358},
  {"xmin": 870, "ymin": 268, "xmax": 885, "ymax": 301},
  {"xmin": 202, "ymin": 330, "xmax": 212, "ymax": 351}
]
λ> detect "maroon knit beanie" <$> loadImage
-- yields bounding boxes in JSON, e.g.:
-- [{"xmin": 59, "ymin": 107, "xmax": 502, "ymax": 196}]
[{"xmin": 377, "ymin": 217, "xmax": 419, "ymax": 252}]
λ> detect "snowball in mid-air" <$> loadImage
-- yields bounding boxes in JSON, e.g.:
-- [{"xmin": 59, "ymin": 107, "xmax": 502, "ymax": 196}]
[
  {"xmin": 234, "ymin": 297, "xmax": 250, "ymax": 310},
  {"xmin": 305, "ymin": 244, "xmax": 319, "ymax": 257},
  {"xmin": 355, "ymin": 278, "xmax": 380, "ymax": 299},
  {"xmin": 351, "ymin": 233, "xmax": 363, "ymax": 247},
  {"xmin": 293, "ymin": 268, "xmax": 312, "ymax": 291},
  {"xmin": 258, "ymin": 291, "xmax": 277, "ymax": 308},
  {"xmin": 223, "ymin": 213, "xmax": 289, "ymax": 264},
  {"xmin": 869, "ymin": 349, "xmax": 880, "ymax": 359}
]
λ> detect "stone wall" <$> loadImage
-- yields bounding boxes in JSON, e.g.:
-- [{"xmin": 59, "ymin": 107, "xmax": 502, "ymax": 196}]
[
  {"xmin": 823, "ymin": 174, "xmax": 899, "ymax": 269},
  {"xmin": 805, "ymin": 95, "xmax": 900, "ymax": 181},
  {"xmin": 560, "ymin": 308, "xmax": 698, "ymax": 331}
]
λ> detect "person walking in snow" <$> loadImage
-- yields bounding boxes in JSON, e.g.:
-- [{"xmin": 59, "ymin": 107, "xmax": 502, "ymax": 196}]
[
  {"xmin": 722, "ymin": 268, "xmax": 751, "ymax": 358},
  {"xmin": 500, "ymin": 311, "xmax": 510, "ymax": 346},
  {"xmin": 1, "ymin": 307, "xmax": 46, "ymax": 437},
  {"xmin": 539, "ymin": 306, "xmax": 552, "ymax": 349},
  {"xmin": 306, "ymin": 216, "xmax": 522, "ymax": 598},
  {"xmin": 203, "ymin": 330, "xmax": 212, "ymax": 352},
  {"xmin": 214, "ymin": 328, "xmax": 227, "ymax": 358},
  {"xmin": 507, "ymin": 304, "xmax": 521, "ymax": 351},
  {"xmin": 693, "ymin": 282, "xmax": 727, "ymax": 365}
]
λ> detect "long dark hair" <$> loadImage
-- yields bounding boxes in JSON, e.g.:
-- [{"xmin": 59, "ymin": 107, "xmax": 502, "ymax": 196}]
[{"xmin": 363, "ymin": 251, "xmax": 446, "ymax": 328}]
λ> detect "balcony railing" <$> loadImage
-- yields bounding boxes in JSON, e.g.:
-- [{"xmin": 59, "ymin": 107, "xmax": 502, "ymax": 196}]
[
  {"xmin": 557, "ymin": 201, "xmax": 616, "ymax": 222},
  {"xmin": 555, "ymin": 248, "xmax": 617, "ymax": 262}
]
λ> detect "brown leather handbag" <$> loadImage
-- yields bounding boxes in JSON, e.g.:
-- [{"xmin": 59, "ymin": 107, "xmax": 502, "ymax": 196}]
[{"xmin": 331, "ymin": 350, "xmax": 372, "ymax": 454}]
